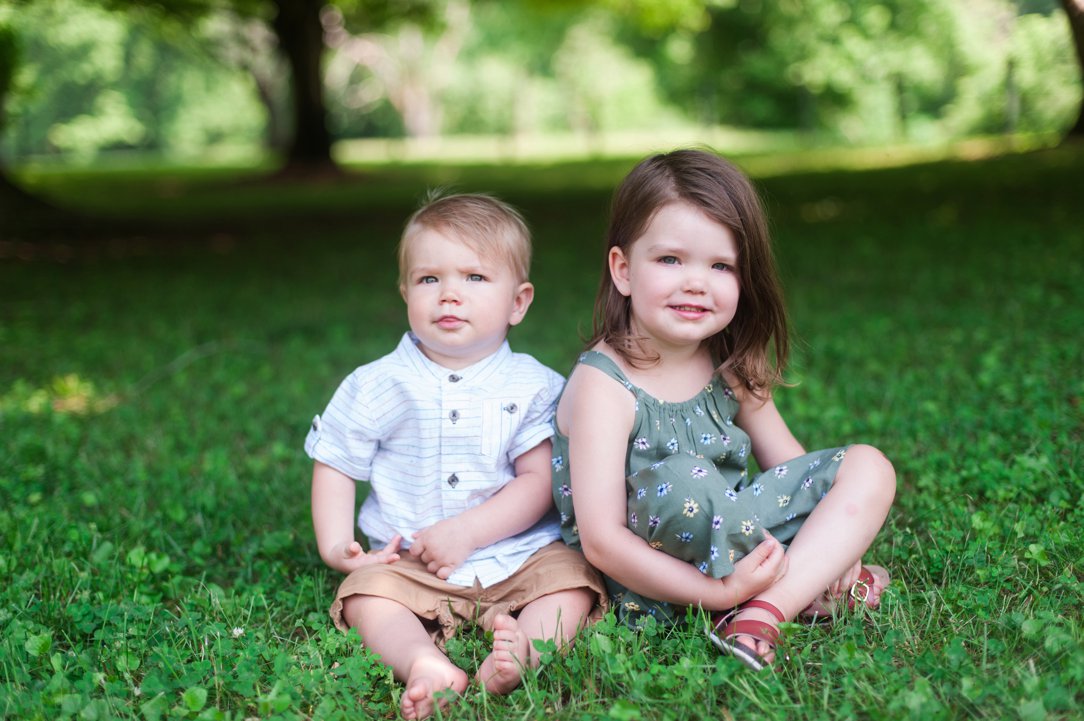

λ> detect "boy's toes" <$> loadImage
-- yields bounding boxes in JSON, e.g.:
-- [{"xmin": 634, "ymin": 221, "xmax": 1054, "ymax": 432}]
[{"xmin": 477, "ymin": 614, "xmax": 531, "ymax": 695}]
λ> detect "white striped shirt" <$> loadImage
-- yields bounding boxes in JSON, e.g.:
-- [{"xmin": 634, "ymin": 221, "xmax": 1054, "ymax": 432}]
[{"xmin": 305, "ymin": 332, "xmax": 565, "ymax": 588}]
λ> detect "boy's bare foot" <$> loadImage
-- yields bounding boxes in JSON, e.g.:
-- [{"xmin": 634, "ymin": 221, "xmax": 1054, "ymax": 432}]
[
  {"xmin": 400, "ymin": 655, "xmax": 469, "ymax": 720},
  {"xmin": 476, "ymin": 613, "xmax": 531, "ymax": 695},
  {"xmin": 800, "ymin": 564, "xmax": 890, "ymax": 619}
]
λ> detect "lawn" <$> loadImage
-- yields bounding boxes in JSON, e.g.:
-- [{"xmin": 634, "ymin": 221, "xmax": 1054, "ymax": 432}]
[{"xmin": 1, "ymin": 143, "xmax": 1082, "ymax": 720}]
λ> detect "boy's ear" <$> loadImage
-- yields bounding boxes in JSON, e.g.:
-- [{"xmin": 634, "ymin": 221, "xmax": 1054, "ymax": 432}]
[
  {"xmin": 399, "ymin": 283, "xmax": 408, "ymax": 302},
  {"xmin": 507, "ymin": 281, "xmax": 535, "ymax": 327},
  {"xmin": 609, "ymin": 247, "xmax": 632, "ymax": 297}
]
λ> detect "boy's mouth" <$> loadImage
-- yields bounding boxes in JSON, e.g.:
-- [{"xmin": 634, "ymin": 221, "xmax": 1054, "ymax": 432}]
[{"xmin": 437, "ymin": 315, "xmax": 466, "ymax": 328}]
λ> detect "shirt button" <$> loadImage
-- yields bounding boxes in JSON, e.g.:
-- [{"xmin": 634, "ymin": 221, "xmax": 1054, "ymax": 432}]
[
  {"xmin": 448, "ymin": 374, "xmax": 462, "ymax": 383},
  {"xmin": 504, "ymin": 403, "xmax": 518, "ymax": 414},
  {"xmin": 447, "ymin": 473, "xmax": 459, "ymax": 487},
  {"xmin": 449, "ymin": 410, "xmax": 460, "ymax": 423}
]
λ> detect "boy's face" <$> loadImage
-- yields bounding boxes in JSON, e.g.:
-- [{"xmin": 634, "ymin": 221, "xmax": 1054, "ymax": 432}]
[{"xmin": 399, "ymin": 227, "xmax": 533, "ymax": 370}]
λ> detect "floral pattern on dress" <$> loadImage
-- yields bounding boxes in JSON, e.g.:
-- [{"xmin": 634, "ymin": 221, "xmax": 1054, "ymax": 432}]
[{"xmin": 550, "ymin": 350, "xmax": 851, "ymax": 628}]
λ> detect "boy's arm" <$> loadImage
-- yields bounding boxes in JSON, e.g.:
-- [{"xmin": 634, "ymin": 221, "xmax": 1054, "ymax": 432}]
[
  {"xmin": 311, "ymin": 460, "xmax": 401, "ymax": 573},
  {"xmin": 409, "ymin": 439, "xmax": 554, "ymax": 579}
]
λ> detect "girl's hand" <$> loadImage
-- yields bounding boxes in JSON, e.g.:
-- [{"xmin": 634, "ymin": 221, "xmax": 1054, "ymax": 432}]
[
  {"xmin": 410, "ymin": 519, "xmax": 477, "ymax": 579},
  {"xmin": 722, "ymin": 530, "xmax": 788, "ymax": 604},
  {"xmin": 329, "ymin": 534, "xmax": 402, "ymax": 574}
]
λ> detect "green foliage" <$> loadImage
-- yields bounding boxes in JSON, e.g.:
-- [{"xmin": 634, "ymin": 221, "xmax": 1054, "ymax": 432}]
[
  {"xmin": 0, "ymin": 16, "xmax": 17, "ymax": 133},
  {"xmin": 2, "ymin": 144, "xmax": 1084, "ymax": 719},
  {"xmin": 2, "ymin": 0, "xmax": 265, "ymax": 161},
  {"xmin": 4, "ymin": 0, "xmax": 1083, "ymax": 163}
]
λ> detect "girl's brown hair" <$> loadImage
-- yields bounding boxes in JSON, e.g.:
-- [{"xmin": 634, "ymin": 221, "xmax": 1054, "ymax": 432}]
[{"xmin": 589, "ymin": 149, "xmax": 789, "ymax": 396}]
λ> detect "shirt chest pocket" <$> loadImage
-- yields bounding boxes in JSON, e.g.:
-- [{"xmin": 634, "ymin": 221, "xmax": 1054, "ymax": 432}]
[{"xmin": 480, "ymin": 398, "xmax": 525, "ymax": 460}]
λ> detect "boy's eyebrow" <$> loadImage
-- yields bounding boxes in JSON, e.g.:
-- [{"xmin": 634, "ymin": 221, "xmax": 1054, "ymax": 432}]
[{"xmin": 407, "ymin": 261, "xmax": 500, "ymax": 275}]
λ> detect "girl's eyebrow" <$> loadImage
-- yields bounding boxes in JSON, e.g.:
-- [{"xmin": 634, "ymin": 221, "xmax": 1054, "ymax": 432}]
[{"xmin": 644, "ymin": 242, "xmax": 738, "ymax": 263}]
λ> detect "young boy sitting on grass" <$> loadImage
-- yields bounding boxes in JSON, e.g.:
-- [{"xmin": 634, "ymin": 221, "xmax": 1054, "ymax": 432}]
[{"xmin": 305, "ymin": 193, "xmax": 606, "ymax": 719}]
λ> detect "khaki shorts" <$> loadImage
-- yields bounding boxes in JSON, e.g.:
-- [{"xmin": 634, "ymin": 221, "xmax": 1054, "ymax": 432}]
[{"xmin": 329, "ymin": 541, "xmax": 607, "ymax": 646}]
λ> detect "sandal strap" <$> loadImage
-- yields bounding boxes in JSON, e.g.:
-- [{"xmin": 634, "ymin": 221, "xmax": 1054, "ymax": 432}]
[
  {"xmin": 713, "ymin": 599, "xmax": 786, "ymax": 645},
  {"xmin": 719, "ymin": 618, "xmax": 780, "ymax": 645},
  {"xmin": 710, "ymin": 599, "xmax": 786, "ymax": 633},
  {"xmin": 741, "ymin": 599, "xmax": 785, "ymax": 623}
]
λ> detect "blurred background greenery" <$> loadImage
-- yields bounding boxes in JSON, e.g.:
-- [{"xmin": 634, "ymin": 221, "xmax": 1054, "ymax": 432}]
[{"xmin": 0, "ymin": 0, "xmax": 1080, "ymax": 183}]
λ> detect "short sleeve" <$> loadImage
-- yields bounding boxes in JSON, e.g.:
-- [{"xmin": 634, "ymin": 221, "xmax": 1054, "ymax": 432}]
[
  {"xmin": 303, "ymin": 369, "xmax": 382, "ymax": 481},
  {"xmin": 506, "ymin": 366, "xmax": 565, "ymax": 461}
]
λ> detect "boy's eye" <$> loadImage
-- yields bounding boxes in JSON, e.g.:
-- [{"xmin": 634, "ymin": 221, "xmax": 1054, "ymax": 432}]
[
  {"xmin": 467, "ymin": 273, "xmax": 485, "ymax": 282},
  {"xmin": 658, "ymin": 256, "xmax": 679, "ymax": 265},
  {"xmin": 419, "ymin": 275, "xmax": 438, "ymax": 284}
]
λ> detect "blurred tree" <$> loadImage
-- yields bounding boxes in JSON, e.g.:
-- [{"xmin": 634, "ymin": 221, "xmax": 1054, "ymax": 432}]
[
  {"xmin": 88, "ymin": 0, "xmax": 436, "ymax": 174},
  {"xmin": 323, "ymin": 0, "xmax": 470, "ymax": 139},
  {"xmin": 2, "ymin": 1, "xmax": 264, "ymax": 159},
  {"xmin": 0, "ymin": 7, "xmax": 63, "ymax": 231},
  {"xmin": 200, "ymin": 11, "xmax": 290, "ymax": 152},
  {"xmin": 1061, "ymin": 0, "xmax": 1084, "ymax": 135}
]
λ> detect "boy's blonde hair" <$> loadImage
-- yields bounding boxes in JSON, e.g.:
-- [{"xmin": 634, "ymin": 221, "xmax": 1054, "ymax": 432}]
[{"xmin": 398, "ymin": 192, "xmax": 532, "ymax": 287}]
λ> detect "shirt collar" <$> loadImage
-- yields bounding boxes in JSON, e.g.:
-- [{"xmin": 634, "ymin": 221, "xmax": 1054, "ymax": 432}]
[{"xmin": 399, "ymin": 331, "xmax": 511, "ymax": 385}]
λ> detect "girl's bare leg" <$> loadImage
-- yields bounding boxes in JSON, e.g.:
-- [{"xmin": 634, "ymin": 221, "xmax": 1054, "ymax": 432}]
[
  {"xmin": 731, "ymin": 444, "xmax": 896, "ymax": 661},
  {"xmin": 476, "ymin": 588, "xmax": 595, "ymax": 694},
  {"xmin": 342, "ymin": 595, "xmax": 469, "ymax": 719}
]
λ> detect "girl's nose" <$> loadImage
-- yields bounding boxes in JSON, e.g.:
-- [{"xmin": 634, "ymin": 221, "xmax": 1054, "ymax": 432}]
[{"xmin": 683, "ymin": 270, "xmax": 707, "ymax": 293}]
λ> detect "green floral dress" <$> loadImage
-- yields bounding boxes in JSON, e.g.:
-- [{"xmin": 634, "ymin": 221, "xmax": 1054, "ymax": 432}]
[{"xmin": 551, "ymin": 351, "xmax": 850, "ymax": 626}]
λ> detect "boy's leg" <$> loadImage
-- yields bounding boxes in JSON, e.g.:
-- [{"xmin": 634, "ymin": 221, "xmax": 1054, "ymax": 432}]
[
  {"xmin": 342, "ymin": 595, "xmax": 469, "ymax": 719},
  {"xmin": 476, "ymin": 587, "xmax": 595, "ymax": 694}
]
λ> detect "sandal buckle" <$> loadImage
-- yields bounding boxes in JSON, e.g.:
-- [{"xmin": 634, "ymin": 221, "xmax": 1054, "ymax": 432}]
[{"xmin": 850, "ymin": 579, "xmax": 871, "ymax": 603}]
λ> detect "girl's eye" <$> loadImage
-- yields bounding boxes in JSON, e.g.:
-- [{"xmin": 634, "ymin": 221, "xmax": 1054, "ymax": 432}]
[
  {"xmin": 712, "ymin": 263, "xmax": 732, "ymax": 272},
  {"xmin": 659, "ymin": 256, "xmax": 679, "ymax": 265},
  {"xmin": 467, "ymin": 273, "xmax": 485, "ymax": 282}
]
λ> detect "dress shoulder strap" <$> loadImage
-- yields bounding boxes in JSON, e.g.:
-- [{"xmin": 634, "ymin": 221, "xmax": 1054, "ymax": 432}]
[{"xmin": 575, "ymin": 350, "xmax": 638, "ymax": 393}]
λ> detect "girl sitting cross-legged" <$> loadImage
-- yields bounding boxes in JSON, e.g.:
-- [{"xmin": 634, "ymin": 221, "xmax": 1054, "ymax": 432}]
[{"xmin": 551, "ymin": 149, "xmax": 896, "ymax": 669}]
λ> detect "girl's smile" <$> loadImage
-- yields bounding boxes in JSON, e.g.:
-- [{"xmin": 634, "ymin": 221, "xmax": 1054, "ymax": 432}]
[{"xmin": 609, "ymin": 201, "xmax": 740, "ymax": 354}]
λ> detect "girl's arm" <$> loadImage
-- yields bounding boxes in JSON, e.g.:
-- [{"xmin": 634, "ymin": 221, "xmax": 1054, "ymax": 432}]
[
  {"xmin": 728, "ymin": 375, "xmax": 806, "ymax": 470},
  {"xmin": 566, "ymin": 365, "xmax": 784, "ymax": 611},
  {"xmin": 311, "ymin": 461, "xmax": 401, "ymax": 573},
  {"xmin": 408, "ymin": 440, "xmax": 555, "ymax": 578}
]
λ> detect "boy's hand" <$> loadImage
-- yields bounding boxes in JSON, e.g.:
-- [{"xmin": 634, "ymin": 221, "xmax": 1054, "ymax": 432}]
[
  {"xmin": 410, "ymin": 519, "xmax": 477, "ymax": 580},
  {"xmin": 328, "ymin": 534, "xmax": 402, "ymax": 574},
  {"xmin": 722, "ymin": 530, "xmax": 788, "ymax": 604}
]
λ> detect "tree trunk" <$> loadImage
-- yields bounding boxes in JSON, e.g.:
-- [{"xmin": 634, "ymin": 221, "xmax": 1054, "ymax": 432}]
[
  {"xmin": 1062, "ymin": 0, "xmax": 1084, "ymax": 137},
  {"xmin": 272, "ymin": 0, "xmax": 336, "ymax": 173},
  {"xmin": 0, "ymin": 166, "xmax": 78, "ymax": 238}
]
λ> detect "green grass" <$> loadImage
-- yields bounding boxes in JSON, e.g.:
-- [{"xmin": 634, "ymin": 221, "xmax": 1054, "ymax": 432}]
[{"xmin": 2, "ymin": 142, "xmax": 1083, "ymax": 720}]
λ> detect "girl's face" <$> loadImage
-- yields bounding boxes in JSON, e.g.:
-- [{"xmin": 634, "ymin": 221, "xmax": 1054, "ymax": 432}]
[{"xmin": 609, "ymin": 201, "xmax": 740, "ymax": 354}]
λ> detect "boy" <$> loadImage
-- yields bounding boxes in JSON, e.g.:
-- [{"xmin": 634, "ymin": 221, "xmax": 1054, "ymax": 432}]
[{"xmin": 305, "ymin": 193, "xmax": 604, "ymax": 719}]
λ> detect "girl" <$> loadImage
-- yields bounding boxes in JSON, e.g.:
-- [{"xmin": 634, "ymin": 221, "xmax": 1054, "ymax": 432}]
[{"xmin": 551, "ymin": 149, "xmax": 896, "ymax": 670}]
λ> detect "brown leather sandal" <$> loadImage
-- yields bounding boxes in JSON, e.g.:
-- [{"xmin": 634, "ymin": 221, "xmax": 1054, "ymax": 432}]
[
  {"xmin": 800, "ymin": 564, "xmax": 889, "ymax": 621},
  {"xmin": 705, "ymin": 600, "xmax": 785, "ymax": 671}
]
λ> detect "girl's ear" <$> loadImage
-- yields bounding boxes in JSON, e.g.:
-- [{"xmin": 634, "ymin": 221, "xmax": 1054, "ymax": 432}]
[
  {"xmin": 507, "ymin": 281, "xmax": 535, "ymax": 327},
  {"xmin": 609, "ymin": 246, "xmax": 632, "ymax": 297}
]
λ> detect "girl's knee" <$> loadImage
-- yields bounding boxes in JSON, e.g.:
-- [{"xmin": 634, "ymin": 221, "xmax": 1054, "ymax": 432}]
[{"xmin": 845, "ymin": 444, "xmax": 897, "ymax": 498}]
